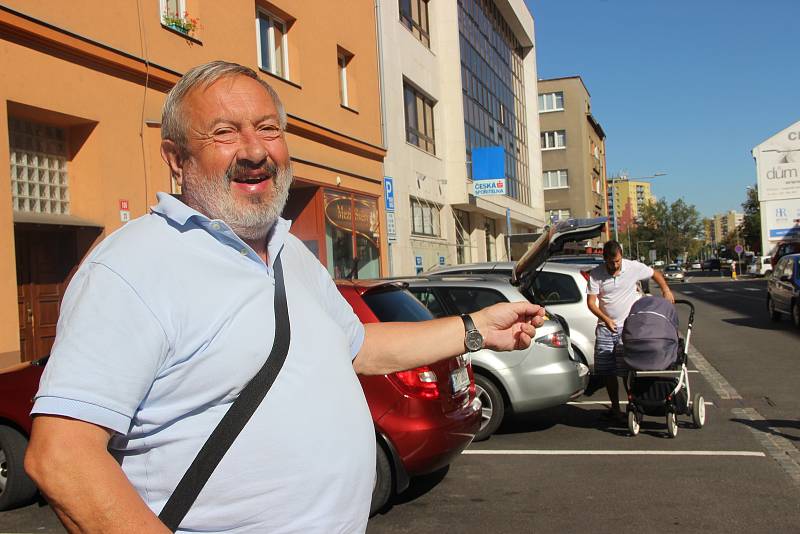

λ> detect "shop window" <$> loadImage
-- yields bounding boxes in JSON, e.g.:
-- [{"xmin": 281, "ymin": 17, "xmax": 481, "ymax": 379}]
[
  {"xmin": 324, "ymin": 190, "xmax": 380, "ymax": 279},
  {"xmin": 9, "ymin": 117, "xmax": 69, "ymax": 215}
]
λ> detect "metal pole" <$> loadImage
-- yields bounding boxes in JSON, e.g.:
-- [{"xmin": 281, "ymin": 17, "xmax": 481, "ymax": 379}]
[
  {"xmin": 611, "ymin": 174, "xmax": 618, "ymax": 242},
  {"xmin": 505, "ymin": 208, "xmax": 512, "ymax": 261}
]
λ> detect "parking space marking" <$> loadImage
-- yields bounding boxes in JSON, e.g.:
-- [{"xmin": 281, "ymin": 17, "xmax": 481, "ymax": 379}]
[{"xmin": 464, "ymin": 450, "xmax": 765, "ymax": 457}]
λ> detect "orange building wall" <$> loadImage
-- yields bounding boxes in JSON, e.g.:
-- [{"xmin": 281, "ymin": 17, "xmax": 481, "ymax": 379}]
[{"xmin": 0, "ymin": 1, "xmax": 386, "ymax": 366}]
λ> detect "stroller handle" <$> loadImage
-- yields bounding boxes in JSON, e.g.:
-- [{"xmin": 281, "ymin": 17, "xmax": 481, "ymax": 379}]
[{"xmin": 673, "ymin": 299, "xmax": 695, "ymax": 327}]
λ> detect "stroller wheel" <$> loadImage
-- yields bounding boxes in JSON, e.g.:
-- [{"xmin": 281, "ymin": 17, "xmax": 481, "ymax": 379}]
[
  {"xmin": 666, "ymin": 411, "xmax": 678, "ymax": 438},
  {"xmin": 627, "ymin": 409, "xmax": 640, "ymax": 436},
  {"xmin": 692, "ymin": 394, "xmax": 706, "ymax": 428}
]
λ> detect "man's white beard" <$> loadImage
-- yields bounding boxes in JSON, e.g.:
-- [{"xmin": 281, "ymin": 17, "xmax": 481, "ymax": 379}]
[{"xmin": 181, "ymin": 162, "xmax": 293, "ymax": 242}]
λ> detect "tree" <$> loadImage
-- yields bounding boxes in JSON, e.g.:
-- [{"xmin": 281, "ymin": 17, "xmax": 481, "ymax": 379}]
[
  {"xmin": 740, "ymin": 185, "xmax": 761, "ymax": 253},
  {"xmin": 636, "ymin": 198, "xmax": 703, "ymax": 263}
]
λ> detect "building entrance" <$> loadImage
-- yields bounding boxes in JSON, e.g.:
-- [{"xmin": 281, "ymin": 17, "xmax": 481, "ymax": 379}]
[{"xmin": 15, "ymin": 226, "xmax": 81, "ymax": 361}]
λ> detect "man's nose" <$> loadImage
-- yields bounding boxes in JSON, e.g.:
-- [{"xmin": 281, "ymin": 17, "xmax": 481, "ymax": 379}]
[{"xmin": 237, "ymin": 128, "xmax": 268, "ymax": 165}]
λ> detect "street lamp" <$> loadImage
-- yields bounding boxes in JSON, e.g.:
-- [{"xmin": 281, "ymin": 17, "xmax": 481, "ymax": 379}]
[
  {"xmin": 637, "ymin": 239, "xmax": 655, "ymax": 263},
  {"xmin": 609, "ymin": 172, "xmax": 667, "ymax": 242}
]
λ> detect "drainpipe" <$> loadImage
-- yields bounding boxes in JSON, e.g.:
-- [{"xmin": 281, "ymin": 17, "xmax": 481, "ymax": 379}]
[{"xmin": 374, "ymin": 0, "xmax": 392, "ymax": 275}]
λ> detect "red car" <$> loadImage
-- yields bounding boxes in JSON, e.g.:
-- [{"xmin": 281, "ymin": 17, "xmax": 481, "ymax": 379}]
[{"xmin": 0, "ymin": 282, "xmax": 480, "ymax": 515}]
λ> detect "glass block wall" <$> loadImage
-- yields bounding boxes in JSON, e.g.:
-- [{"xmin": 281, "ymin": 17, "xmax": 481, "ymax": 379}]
[{"xmin": 9, "ymin": 117, "xmax": 69, "ymax": 215}]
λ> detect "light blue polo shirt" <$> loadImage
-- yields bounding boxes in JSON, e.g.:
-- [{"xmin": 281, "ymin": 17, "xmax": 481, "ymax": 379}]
[{"xmin": 33, "ymin": 192, "xmax": 374, "ymax": 533}]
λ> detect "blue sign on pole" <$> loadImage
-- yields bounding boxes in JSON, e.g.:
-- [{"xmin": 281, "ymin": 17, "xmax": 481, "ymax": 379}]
[
  {"xmin": 439, "ymin": 256, "xmax": 445, "ymax": 266},
  {"xmin": 471, "ymin": 146, "xmax": 505, "ymax": 180},
  {"xmin": 383, "ymin": 177, "xmax": 395, "ymax": 212}
]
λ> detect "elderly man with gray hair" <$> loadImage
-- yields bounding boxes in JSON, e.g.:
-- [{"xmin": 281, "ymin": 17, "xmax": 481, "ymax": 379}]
[{"xmin": 23, "ymin": 61, "xmax": 545, "ymax": 533}]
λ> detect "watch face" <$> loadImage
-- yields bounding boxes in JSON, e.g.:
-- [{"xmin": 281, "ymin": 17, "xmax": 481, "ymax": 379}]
[{"xmin": 465, "ymin": 330, "xmax": 483, "ymax": 351}]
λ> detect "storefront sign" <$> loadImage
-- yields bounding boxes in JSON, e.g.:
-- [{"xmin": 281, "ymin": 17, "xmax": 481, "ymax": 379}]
[
  {"xmin": 325, "ymin": 196, "xmax": 379, "ymax": 239},
  {"xmin": 119, "ymin": 199, "xmax": 130, "ymax": 223},
  {"xmin": 473, "ymin": 179, "xmax": 506, "ymax": 197},
  {"xmin": 472, "ymin": 146, "xmax": 505, "ymax": 180},
  {"xmin": 754, "ymin": 121, "xmax": 800, "ymax": 201},
  {"xmin": 765, "ymin": 198, "xmax": 800, "ymax": 241}
]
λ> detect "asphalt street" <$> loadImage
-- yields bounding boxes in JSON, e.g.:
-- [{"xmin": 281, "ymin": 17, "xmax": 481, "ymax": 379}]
[{"xmin": 2, "ymin": 272, "xmax": 798, "ymax": 533}]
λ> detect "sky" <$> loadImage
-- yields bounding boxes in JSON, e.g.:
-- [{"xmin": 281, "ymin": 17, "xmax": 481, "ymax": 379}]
[{"xmin": 525, "ymin": 0, "xmax": 800, "ymax": 218}]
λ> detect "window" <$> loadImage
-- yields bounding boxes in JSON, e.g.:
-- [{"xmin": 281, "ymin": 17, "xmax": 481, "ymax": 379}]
[
  {"xmin": 337, "ymin": 50, "xmax": 352, "ymax": 108},
  {"xmin": 454, "ymin": 209, "xmax": 471, "ymax": 264},
  {"xmin": 543, "ymin": 169, "xmax": 568, "ymax": 189},
  {"xmin": 404, "ymin": 83, "xmax": 436, "ymax": 154},
  {"xmin": 527, "ymin": 271, "xmax": 582, "ymax": 304},
  {"xmin": 257, "ymin": 9, "xmax": 289, "ymax": 78},
  {"xmin": 443, "ymin": 287, "xmax": 507, "ymax": 315},
  {"xmin": 538, "ymin": 91, "xmax": 564, "ymax": 112},
  {"xmin": 548, "ymin": 209, "xmax": 571, "ymax": 223},
  {"xmin": 411, "ymin": 197, "xmax": 440, "ymax": 236},
  {"xmin": 9, "ymin": 117, "xmax": 69, "ymax": 214},
  {"xmin": 161, "ymin": 0, "xmax": 185, "ymax": 23},
  {"xmin": 324, "ymin": 190, "xmax": 381, "ymax": 279},
  {"xmin": 399, "ymin": 0, "xmax": 430, "ymax": 47},
  {"xmin": 541, "ymin": 130, "xmax": 566, "ymax": 150},
  {"xmin": 407, "ymin": 288, "xmax": 448, "ymax": 318}
]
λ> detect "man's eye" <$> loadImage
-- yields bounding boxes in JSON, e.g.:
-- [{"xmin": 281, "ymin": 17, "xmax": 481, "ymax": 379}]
[
  {"xmin": 213, "ymin": 129, "xmax": 238, "ymax": 141},
  {"xmin": 258, "ymin": 126, "xmax": 282, "ymax": 139}
]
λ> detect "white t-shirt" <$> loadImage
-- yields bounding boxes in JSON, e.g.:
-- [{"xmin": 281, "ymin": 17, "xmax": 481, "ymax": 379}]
[{"xmin": 587, "ymin": 259, "xmax": 654, "ymax": 326}]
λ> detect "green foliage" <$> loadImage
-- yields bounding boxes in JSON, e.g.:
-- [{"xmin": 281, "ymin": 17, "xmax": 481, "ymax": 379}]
[
  {"xmin": 633, "ymin": 198, "xmax": 703, "ymax": 263},
  {"xmin": 740, "ymin": 185, "xmax": 761, "ymax": 253}
]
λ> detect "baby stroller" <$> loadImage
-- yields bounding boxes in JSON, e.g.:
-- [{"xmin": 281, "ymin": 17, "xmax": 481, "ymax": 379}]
[{"xmin": 621, "ymin": 297, "xmax": 706, "ymax": 438}]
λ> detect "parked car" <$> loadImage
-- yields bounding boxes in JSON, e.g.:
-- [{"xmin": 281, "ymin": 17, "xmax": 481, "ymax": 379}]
[
  {"xmin": 690, "ymin": 260, "xmax": 702, "ymax": 270},
  {"xmin": 663, "ymin": 265, "xmax": 686, "ymax": 282},
  {"xmin": 396, "ymin": 276, "xmax": 588, "ymax": 441},
  {"xmin": 703, "ymin": 258, "xmax": 721, "ymax": 271},
  {"xmin": 771, "ymin": 240, "xmax": 800, "ymax": 269},
  {"xmin": 747, "ymin": 255, "xmax": 773, "ymax": 277},
  {"xmin": 766, "ymin": 253, "xmax": 800, "ymax": 328},
  {"xmin": 0, "ymin": 282, "xmax": 481, "ymax": 516},
  {"xmin": 427, "ymin": 261, "xmax": 599, "ymax": 372}
]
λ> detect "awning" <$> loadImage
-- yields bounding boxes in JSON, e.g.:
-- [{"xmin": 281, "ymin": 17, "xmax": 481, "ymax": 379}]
[{"xmin": 13, "ymin": 211, "xmax": 104, "ymax": 228}]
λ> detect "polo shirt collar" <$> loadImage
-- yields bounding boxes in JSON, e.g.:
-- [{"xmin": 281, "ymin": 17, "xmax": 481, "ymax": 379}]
[{"xmin": 151, "ymin": 192, "xmax": 291, "ymax": 268}]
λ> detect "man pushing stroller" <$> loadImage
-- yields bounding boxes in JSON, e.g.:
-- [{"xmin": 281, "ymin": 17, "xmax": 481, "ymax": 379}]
[{"xmin": 586, "ymin": 241, "xmax": 674, "ymax": 422}]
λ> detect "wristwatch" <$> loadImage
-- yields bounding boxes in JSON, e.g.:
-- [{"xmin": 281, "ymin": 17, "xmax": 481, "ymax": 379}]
[{"xmin": 460, "ymin": 314, "xmax": 484, "ymax": 352}]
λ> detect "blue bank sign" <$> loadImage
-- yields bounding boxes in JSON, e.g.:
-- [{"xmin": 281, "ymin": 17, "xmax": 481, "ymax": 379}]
[{"xmin": 471, "ymin": 146, "xmax": 506, "ymax": 196}]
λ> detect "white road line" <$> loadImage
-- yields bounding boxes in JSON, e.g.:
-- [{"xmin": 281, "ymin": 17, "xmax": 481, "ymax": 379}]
[
  {"xmin": 744, "ymin": 287, "xmax": 761, "ymax": 292},
  {"xmin": 464, "ymin": 450, "xmax": 765, "ymax": 457},
  {"xmin": 680, "ymin": 290, "xmax": 695, "ymax": 294}
]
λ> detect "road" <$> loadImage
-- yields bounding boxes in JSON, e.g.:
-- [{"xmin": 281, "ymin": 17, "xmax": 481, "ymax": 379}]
[{"xmin": 2, "ymin": 272, "xmax": 799, "ymax": 533}]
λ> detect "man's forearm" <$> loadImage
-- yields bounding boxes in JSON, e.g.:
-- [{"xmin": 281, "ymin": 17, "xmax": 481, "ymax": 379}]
[
  {"xmin": 652, "ymin": 271, "xmax": 671, "ymax": 295},
  {"xmin": 26, "ymin": 417, "xmax": 170, "ymax": 534},
  {"xmin": 586, "ymin": 296, "xmax": 611, "ymax": 324},
  {"xmin": 354, "ymin": 316, "xmax": 465, "ymax": 375}
]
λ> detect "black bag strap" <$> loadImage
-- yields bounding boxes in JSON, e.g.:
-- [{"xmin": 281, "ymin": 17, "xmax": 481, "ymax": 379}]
[{"xmin": 158, "ymin": 254, "xmax": 290, "ymax": 532}]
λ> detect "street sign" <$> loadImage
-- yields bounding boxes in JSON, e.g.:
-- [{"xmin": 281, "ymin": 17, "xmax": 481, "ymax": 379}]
[
  {"xmin": 473, "ymin": 179, "xmax": 507, "ymax": 196},
  {"xmin": 734, "ymin": 244, "xmax": 744, "ymax": 254},
  {"xmin": 415, "ymin": 255, "xmax": 423, "ymax": 275},
  {"xmin": 439, "ymin": 255, "xmax": 445, "ymax": 266},
  {"xmin": 386, "ymin": 211, "xmax": 397, "ymax": 241},
  {"xmin": 383, "ymin": 177, "xmax": 395, "ymax": 212}
]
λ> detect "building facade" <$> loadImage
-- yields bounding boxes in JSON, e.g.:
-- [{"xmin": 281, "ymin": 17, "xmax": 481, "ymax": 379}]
[
  {"xmin": 0, "ymin": 1, "xmax": 386, "ymax": 367},
  {"xmin": 378, "ymin": 0, "xmax": 545, "ymax": 275},
  {"xmin": 537, "ymin": 76, "xmax": 608, "ymax": 242},
  {"xmin": 607, "ymin": 178, "xmax": 655, "ymax": 233},
  {"xmin": 708, "ymin": 210, "xmax": 744, "ymax": 245}
]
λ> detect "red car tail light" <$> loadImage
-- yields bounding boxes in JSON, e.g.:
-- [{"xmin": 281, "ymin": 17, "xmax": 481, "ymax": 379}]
[
  {"xmin": 580, "ymin": 269, "xmax": 591, "ymax": 282},
  {"xmin": 390, "ymin": 366, "xmax": 440, "ymax": 399},
  {"xmin": 534, "ymin": 332, "xmax": 568, "ymax": 348}
]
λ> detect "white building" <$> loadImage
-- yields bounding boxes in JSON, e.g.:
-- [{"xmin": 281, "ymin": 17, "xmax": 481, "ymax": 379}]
[
  {"xmin": 752, "ymin": 120, "xmax": 800, "ymax": 255},
  {"xmin": 378, "ymin": 0, "xmax": 545, "ymax": 275}
]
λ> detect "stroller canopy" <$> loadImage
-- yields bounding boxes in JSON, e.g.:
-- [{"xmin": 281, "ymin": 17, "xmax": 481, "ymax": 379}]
[{"xmin": 622, "ymin": 296, "xmax": 679, "ymax": 371}]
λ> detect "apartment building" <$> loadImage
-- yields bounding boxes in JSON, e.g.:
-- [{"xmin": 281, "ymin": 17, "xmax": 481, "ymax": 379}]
[
  {"xmin": 0, "ymin": 1, "xmax": 386, "ymax": 366},
  {"xmin": 378, "ymin": 0, "xmax": 545, "ymax": 274},
  {"xmin": 708, "ymin": 210, "xmax": 744, "ymax": 245},
  {"xmin": 607, "ymin": 178, "xmax": 655, "ymax": 233},
  {"xmin": 537, "ymin": 76, "xmax": 607, "ymax": 238}
]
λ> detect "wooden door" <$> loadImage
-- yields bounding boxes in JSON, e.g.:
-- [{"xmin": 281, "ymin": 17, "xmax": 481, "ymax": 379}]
[{"xmin": 15, "ymin": 227, "xmax": 77, "ymax": 361}]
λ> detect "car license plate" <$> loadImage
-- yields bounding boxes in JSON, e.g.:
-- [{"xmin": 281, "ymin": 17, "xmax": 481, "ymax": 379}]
[{"xmin": 450, "ymin": 366, "xmax": 470, "ymax": 393}]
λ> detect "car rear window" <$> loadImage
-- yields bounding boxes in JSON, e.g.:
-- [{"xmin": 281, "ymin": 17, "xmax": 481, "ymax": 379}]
[
  {"xmin": 362, "ymin": 288, "xmax": 434, "ymax": 322},
  {"xmin": 442, "ymin": 287, "xmax": 508, "ymax": 314},
  {"xmin": 527, "ymin": 271, "xmax": 582, "ymax": 305}
]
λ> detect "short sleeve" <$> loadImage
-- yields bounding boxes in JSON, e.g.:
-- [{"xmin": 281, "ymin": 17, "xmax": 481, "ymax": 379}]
[
  {"xmin": 638, "ymin": 262, "xmax": 654, "ymax": 280},
  {"xmin": 587, "ymin": 273, "xmax": 600, "ymax": 295},
  {"xmin": 32, "ymin": 262, "xmax": 169, "ymax": 434},
  {"xmin": 315, "ymin": 264, "xmax": 365, "ymax": 359}
]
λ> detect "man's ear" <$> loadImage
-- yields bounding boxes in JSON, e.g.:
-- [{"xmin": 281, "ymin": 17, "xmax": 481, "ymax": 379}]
[{"xmin": 161, "ymin": 139, "xmax": 186, "ymax": 185}]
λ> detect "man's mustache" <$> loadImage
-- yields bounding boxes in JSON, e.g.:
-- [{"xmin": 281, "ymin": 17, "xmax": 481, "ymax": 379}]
[{"xmin": 223, "ymin": 159, "xmax": 280, "ymax": 182}]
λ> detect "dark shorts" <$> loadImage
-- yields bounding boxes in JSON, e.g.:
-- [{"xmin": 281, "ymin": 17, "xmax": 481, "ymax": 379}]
[{"xmin": 594, "ymin": 324, "xmax": 627, "ymax": 377}]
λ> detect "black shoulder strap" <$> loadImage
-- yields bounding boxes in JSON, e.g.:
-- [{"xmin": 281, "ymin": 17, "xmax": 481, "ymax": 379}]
[{"xmin": 158, "ymin": 254, "xmax": 290, "ymax": 532}]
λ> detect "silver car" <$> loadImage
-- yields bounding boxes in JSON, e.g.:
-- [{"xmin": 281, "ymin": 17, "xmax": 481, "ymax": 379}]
[
  {"xmin": 399, "ymin": 276, "xmax": 589, "ymax": 441},
  {"xmin": 428, "ymin": 261, "xmax": 600, "ymax": 373}
]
